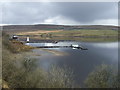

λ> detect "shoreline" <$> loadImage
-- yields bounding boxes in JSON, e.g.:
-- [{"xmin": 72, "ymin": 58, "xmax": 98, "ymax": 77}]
[{"xmin": 40, "ymin": 48, "xmax": 68, "ymax": 56}]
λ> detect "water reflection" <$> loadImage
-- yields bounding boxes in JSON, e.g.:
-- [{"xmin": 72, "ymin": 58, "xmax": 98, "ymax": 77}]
[{"xmin": 92, "ymin": 42, "xmax": 118, "ymax": 48}]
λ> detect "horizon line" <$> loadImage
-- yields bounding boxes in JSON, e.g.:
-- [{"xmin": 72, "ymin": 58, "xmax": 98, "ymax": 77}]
[{"xmin": 0, "ymin": 24, "xmax": 119, "ymax": 27}]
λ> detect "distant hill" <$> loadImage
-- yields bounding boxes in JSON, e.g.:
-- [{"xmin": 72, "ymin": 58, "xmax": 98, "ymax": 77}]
[{"xmin": 1, "ymin": 24, "xmax": 119, "ymax": 31}]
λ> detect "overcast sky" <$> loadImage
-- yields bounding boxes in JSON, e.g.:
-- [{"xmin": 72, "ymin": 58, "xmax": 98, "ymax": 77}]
[{"xmin": 0, "ymin": 2, "xmax": 118, "ymax": 26}]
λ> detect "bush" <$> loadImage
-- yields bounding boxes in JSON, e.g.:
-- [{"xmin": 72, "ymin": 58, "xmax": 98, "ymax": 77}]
[
  {"xmin": 45, "ymin": 65, "xmax": 74, "ymax": 88},
  {"xmin": 84, "ymin": 64, "xmax": 119, "ymax": 88},
  {"xmin": 3, "ymin": 58, "xmax": 75, "ymax": 88},
  {"xmin": 2, "ymin": 32, "xmax": 34, "ymax": 53}
]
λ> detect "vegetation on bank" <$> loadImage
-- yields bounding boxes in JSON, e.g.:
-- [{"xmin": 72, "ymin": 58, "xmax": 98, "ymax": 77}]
[
  {"xmin": 2, "ymin": 32, "xmax": 34, "ymax": 53},
  {"xmin": 2, "ymin": 33, "xmax": 75, "ymax": 88}
]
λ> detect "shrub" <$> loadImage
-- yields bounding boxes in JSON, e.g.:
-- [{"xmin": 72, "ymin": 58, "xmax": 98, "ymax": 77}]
[
  {"xmin": 2, "ymin": 32, "xmax": 34, "ymax": 53},
  {"xmin": 84, "ymin": 64, "xmax": 119, "ymax": 88}
]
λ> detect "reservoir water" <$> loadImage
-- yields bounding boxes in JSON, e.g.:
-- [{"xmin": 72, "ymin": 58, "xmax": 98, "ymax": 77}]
[{"xmin": 26, "ymin": 41, "xmax": 118, "ymax": 87}]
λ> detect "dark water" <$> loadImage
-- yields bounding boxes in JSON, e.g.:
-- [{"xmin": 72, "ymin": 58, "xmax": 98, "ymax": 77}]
[{"xmin": 26, "ymin": 41, "xmax": 118, "ymax": 87}]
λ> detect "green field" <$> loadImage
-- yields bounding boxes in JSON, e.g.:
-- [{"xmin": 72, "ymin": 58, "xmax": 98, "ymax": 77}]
[
  {"xmin": 13, "ymin": 29, "xmax": 118, "ymax": 42},
  {"xmin": 49, "ymin": 30, "xmax": 118, "ymax": 37}
]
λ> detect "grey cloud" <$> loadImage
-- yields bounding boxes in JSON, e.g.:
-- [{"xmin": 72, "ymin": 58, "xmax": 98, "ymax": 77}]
[
  {"xmin": 55, "ymin": 2, "xmax": 117, "ymax": 23},
  {"xmin": 1, "ymin": 2, "xmax": 118, "ymax": 25},
  {"xmin": 2, "ymin": 2, "xmax": 58, "ymax": 24}
]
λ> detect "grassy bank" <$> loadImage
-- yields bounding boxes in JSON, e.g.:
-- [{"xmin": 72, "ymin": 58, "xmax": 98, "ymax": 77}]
[
  {"xmin": 16, "ymin": 29, "xmax": 118, "ymax": 42},
  {"xmin": 24, "ymin": 36, "xmax": 117, "ymax": 42},
  {"xmin": 2, "ymin": 32, "xmax": 35, "ymax": 53},
  {"xmin": 16, "ymin": 30, "xmax": 118, "ymax": 37}
]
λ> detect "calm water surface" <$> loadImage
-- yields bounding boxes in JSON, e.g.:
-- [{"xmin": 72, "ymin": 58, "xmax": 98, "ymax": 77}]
[{"xmin": 27, "ymin": 41, "xmax": 118, "ymax": 87}]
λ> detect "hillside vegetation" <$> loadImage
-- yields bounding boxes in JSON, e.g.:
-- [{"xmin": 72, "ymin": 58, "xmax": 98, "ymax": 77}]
[
  {"xmin": 50, "ymin": 30, "xmax": 117, "ymax": 37},
  {"xmin": 2, "ymin": 24, "xmax": 118, "ymax": 31}
]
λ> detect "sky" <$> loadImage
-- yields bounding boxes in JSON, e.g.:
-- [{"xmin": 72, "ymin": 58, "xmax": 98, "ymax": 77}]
[{"xmin": 0, "ymin": 1, "xmax": 118, "ymax": 26}]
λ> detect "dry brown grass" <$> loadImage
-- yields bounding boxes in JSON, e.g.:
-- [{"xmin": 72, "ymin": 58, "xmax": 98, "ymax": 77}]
[
  {"xmin": 17, "ymin": 30, "xmax": 63, "ymax": 35},
  {"xmin": 9, "ymin": 40, "xmax": 35, "ymax": 53}
]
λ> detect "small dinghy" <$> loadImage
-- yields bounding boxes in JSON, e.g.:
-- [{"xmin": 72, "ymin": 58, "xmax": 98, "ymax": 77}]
[{"xmin": 71, "ymin": 44, "xmax": 88, "ymax": 50}]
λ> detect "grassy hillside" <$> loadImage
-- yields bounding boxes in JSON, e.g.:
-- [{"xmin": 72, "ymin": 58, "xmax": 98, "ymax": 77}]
[
  {"xmin": 15, "ymin": 29, "xmax": 118, "ymax": 42},
  {"xmin": 50, "ymin": 30, "xmax": 117, "ymax": 37},
  {"xmin": 15, "ymin": 29, "xmax": 117, "ymax": 36},
  {"xmin": 2, "ymin": 24, "xmax": 118, "ymax": 31}
]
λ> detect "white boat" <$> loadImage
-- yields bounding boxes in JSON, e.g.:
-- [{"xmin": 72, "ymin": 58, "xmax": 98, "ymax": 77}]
[
  {"xmin": 71, "ymin": 44, "xmax": 79, "ymax": 49},
  {"xmin": 72, "ymin": 45, "xmax": 79, "ymax": 47}
]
